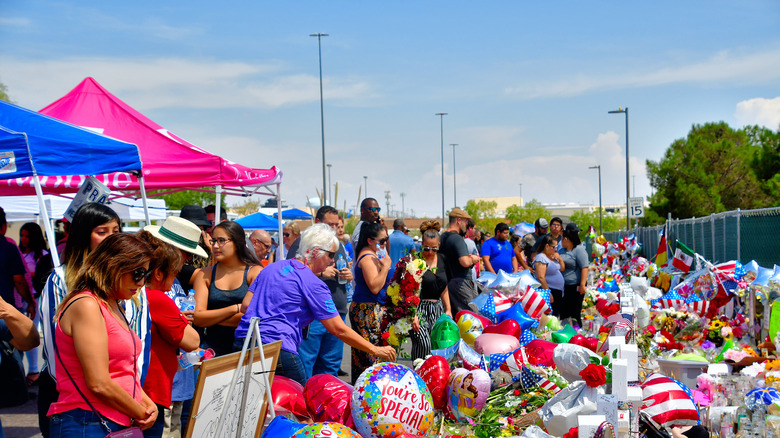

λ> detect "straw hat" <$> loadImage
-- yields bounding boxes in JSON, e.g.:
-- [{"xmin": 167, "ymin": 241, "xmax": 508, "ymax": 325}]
[{"xmin": 144, "ymin": 216, "xmax": 208, "ymax": 258}]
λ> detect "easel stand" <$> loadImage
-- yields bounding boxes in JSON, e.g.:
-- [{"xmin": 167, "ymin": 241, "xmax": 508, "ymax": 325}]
[{"xmin": 212, "ymin": 317, "xmax": 276, "ymax": 438}]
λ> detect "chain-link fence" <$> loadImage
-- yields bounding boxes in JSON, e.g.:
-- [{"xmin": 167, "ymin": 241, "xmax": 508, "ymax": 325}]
[{"xmin": 602, "ymin": 207, "xmax": 780, "ymax": 267}]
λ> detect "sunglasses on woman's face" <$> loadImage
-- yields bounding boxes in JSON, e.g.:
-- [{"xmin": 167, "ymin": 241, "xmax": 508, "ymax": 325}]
[
  {"xmin": 131, "ymin": 267, "xmax": 153, "ymax": 283},
  {"xmin": 319, "ymin": 248, "xmax": 337, "ymax": 260},
  {"xmin": 422, "ymin": 246, "xmax": 439, "ymax": 252},
  {"xmin": 374, "ymin": 237, "xmax": 388, "ymax": 244}
]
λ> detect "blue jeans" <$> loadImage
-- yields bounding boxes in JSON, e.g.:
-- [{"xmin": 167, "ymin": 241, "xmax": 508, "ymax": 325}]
[
  {"xmin": 232, "ymin": 338, "xmax": 306, "ymax": 386},
  {"xmin": 298, "ymin": 316, "xmax": 346, "ymax": 382},
  {"xmin": 49, "ymin": 409, "xmax": 126, "ymax": 437}
]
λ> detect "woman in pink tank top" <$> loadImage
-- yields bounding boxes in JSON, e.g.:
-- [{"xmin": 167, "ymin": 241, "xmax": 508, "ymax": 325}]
[{"xmin": 48, "ymin": 233, "xmax": 159, "ymax": 437}]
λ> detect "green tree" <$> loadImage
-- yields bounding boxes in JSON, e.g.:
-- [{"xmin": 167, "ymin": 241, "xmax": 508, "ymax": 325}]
[
  {"xmin": 569, "ymin": 209, "xmax": 624, "ymax": 238},
  {"xmin": 505, "ymin": 199, "xmax": 552, "ymax": 225},
  {"xmin": 646, "ymin": 122, "xmax": 775, "ymax": 219},
  {"xmin": 154, "ymin": 189, "xmax": 225, "ymax": 211},
  {"xmin": 464, "ymin": 199, "xmax": 504, "ymax": 231},
  {"xmin": 0, "ymin": 81, "xmax": 12, "ymax": 103},
  {"xmin": 232, "ymin": 198, "xmax": 260, "ymax": 217},
  {"xmin": 747, "ymin": 125, "xmax": 780, "ymax": 200}
]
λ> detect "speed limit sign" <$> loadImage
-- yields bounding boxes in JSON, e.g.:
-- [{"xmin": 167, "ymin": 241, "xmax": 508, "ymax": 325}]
[{"xmin": 629, "ymin": 197, "xmax": 645, "ymax": 218}]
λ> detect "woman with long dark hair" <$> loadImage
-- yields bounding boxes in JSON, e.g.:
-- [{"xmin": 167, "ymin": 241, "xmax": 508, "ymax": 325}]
[
  {"xmin": 18, "ymin": 222, "xmax": 48, "ymax": 386},
  {"xmin": 193, "ymin": 221, "xmax": 261, "ymax": 356}
]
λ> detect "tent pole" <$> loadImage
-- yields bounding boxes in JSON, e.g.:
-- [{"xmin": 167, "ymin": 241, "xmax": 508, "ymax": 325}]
[
  {"xmin": 277, "ymin": 183, "xmax": 284, "ymax": 260},
  {"xmin": 137, "ymin": 172, "xmax": 151, "ymax": 225},
  {"xmin": 215, "ymin": 185, "xmax": 222, "ymax": 226},
  {"xmin": 24, "ymin": 133, "xmax": 62, "ymax": 270}
]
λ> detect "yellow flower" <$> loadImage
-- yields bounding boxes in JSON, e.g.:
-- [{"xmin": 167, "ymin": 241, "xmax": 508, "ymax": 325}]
[{"xmin": 387, "ymin": 325, "xmax": 400, "ymax": 346}]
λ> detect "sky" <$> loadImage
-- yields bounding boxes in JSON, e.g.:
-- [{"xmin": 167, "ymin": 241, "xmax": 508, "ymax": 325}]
[{"xmin": 1, "ymin": 1, "xmax": 779, "ymax": 218}]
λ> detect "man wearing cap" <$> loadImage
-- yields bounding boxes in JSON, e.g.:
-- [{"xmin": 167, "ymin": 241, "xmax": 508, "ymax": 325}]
[
  {"xmin": 520, "ymin": 218, "xmax": 548, "ymax": 272},
  {"xmin": 481, "ymin": 222, "xmax": 517, "ymax": 274},
  {"xmin": 388, "ymin": 218, "xmax": 415, "ymax": 279},
  {"xmin": 440, "ymin": 208, "xmax": 481, "ymax": 315}
]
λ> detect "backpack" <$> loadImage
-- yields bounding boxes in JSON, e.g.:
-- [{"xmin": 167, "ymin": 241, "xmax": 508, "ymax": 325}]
[{"xmin": 0, "ymin": 339, "xmax": 29, "ymax": 407}]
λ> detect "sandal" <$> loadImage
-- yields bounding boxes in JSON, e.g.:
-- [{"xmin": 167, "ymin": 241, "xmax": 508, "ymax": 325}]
[{"xmin": 26, "ymin": 372, "xmax": 40, "ymax": 387}]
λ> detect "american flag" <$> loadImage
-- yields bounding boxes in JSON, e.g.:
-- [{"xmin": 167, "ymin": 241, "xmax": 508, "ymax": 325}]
[
  {"xmin": 478, "ymin": 291, "xmax": 498, "ymax": 323},
  {"xmin": 519, "ymin": 328, "xmax": 536, "ymax": 346},
  {"xmin": 520, "ymin": 366, "xmax": 561, "ymax": 393},
  {"xmin": 651, "ymin": 290, "xmax": 687, "ymax": 310},
  {"xmin": 684, "ymin": 294, "xmax": 709, "ymax": 318},
  {"xmin": 641, "ymin": 373, "xmax": 700, "ymax": 428},
  {"xmin": 520, "ymin": 286, "xmax": 551, "ymax": 319},
  {"xmin": 493, "ymin": 290, "xmax": 513, "ymax": 313}
]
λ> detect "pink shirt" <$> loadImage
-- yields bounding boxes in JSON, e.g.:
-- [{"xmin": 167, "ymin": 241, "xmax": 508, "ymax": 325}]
[{"xmin": 48, "ymin": 292, "xmax": 143, "ymax": 426}]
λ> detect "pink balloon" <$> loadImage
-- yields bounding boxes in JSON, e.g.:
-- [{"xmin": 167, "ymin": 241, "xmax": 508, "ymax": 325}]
[
  {"xmin": 303, "ymin": 374, "xmax": 354, "ymax": 426},
  {"xmin": 446, "ymin": 368, "xmax": 492, "ymax": 421},
  {"xmin": 473, "ymin": 333, "xmax": 521, "ymax": 356},
  {"xmin": 481, "ymin": 319, "xmax": 522, "ymax": 339},
  {"xmin": 272, "ymin": 376, "xmax": 309, "ymax": 420}
]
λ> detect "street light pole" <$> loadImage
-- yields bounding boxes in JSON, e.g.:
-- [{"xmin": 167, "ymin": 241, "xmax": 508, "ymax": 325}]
[
  {"xmin": 326, "ymin": 163, "xmax": 332, "ymax": 205},
  {"xmin": 450, "ymin": 143, "xmax": 458, "ymax": 207},
  {"xmin": 363, "ymin": 176, "xmax": 368, "ymax": 198},
  {"xmin": 589, "ymin": 165, "xmax": 603, "ymax": 236},
  {"xmin": 436, "ymin": 113, "xmax": 448, "ymax": 222},
  {"xmin": 608, "ymin": 107, "xmax": 629, "ymax": 231},
  {"xmin": 400, "ymin": 192, "xmax": 406, "ymax": 218},
  {"xmin": 310, "ymin": 33, "xmax": 329, "ymax": 205},
  {"xmin": 518, "ymin": 183, "xmax": 522, "ymax": 206}
]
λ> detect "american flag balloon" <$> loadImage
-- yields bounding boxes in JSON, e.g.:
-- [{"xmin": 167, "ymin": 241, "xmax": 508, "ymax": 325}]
[
  {"xmin": 492, "ymin": 290, "xmax": 513, "ymax": 313},
  {"xmin": 520, "ymin": 286, "xmax": 551, "ymax": 319},
  {"xmin": 651, "ymin": 290, "xmax": 687, "ymax": 310},
  {"xmin": 641, "ymin": 373, "xmax": 700, "ymax": 428},
  {"xmin": 684, "ymin": 294, "xmax": 709, "ymax": 317}
]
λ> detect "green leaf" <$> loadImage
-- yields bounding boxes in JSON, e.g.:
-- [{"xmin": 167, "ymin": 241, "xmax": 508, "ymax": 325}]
[{"xmin": 590, "ymin": 357, "xmax": 601, "ymax": 365}]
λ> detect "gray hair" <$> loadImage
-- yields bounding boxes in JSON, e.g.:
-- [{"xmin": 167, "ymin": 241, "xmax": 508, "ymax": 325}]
[{"xmin": 295, "ymin": 223, "xmax": 338, "ymax": 264}]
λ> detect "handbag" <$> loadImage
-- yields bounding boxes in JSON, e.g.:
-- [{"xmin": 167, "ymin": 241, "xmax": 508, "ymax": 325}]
[
  {"xmin": 55, "ymin": 296, "xmax": 144, "ymax": 438},
  {"xmin": 0, "ymin": 339, "xmax": 28, "ymax": 407}
]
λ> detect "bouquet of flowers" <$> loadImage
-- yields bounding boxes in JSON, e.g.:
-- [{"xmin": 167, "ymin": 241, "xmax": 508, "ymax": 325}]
[{"xmin": 381, "ymin": 253, "xmax": 427, "ymax": 350}]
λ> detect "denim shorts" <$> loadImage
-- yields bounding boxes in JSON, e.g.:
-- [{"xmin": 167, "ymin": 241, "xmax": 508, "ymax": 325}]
[{"xmin": 49, "ymin": 408, "xmax": 125, "ymax": 438}]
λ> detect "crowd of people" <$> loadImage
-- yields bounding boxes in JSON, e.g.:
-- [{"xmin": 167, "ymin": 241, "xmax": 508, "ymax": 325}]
[{"xmin": 0, "ymin": 198, "xmax": 591, "ymax": 437}]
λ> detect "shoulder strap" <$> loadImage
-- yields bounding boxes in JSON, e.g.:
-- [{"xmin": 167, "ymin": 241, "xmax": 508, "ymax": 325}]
[
  {"xmin": 243, "ymin": 264, "xmax": 251, "ymax": 285},
  {"xmin": 210, "ymin": 264, "xmax": 218, "ymax": 283},
  {"xmin": 355, "ymin": 253, "xmax": 374, "ymax": 266},
  {"xmin": 57, "ymin": 295, "xmax": 91, "ymax": 324}
]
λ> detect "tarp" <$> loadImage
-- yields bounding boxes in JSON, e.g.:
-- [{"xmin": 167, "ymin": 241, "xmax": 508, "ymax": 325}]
[
  {"xmin": 234, "ymin": 211, "xmax": 278, "ymax": 230},
  {"xmin": 0, "ymin": 195, "xmax": 167, "ymax": 223},
  {"xmin": 0, "ymin": 77, "xmax": 281, "ymax": 195},
  {"xmin": 274, "ymin": 208, "xmax": 313, "ymax": 220}
]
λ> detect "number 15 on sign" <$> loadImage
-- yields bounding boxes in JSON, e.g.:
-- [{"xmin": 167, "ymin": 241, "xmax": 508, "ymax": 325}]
[{"xmin": 628, "ymin": 197, "xmax": 644, "ymax": 218}]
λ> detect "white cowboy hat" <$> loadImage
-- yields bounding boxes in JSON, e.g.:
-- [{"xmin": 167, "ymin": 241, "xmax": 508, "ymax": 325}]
[{"xmin": 144, "ymin": 216, "xmax": 208, "ymax": 258}]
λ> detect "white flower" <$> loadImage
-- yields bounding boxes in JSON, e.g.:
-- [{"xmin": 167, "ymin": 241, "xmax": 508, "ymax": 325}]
[{"xmin": 395, "ymin": 317, "xmax": 413, "ymax": 334}]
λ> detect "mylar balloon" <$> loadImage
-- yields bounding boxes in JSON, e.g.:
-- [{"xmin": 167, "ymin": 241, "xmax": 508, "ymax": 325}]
[
  {"xmin": 351, "ymin": 363, "xmax": 435, "ymax": 438},
  {"xmin": 524, "ymin": 339, "xmax": 557, "ymax": 367},
  {"xmin": 569, "ymin": 334, "xmax": 587, "ymax": 347},
  {"xmin": 260, "ymin": 416, "xmax": 305, "ymax": 438},
  {"xmin": 457, "ymin": 339, "xmax": 486, "ymax": 370},
  {"xmin": 304, "ymin": 374, "xmax": 354, "ymax": 425},
  {"xmin": 291, "ymin": 422, "xmax": 362, "ymax": 438},
  {"xmin": 271, "ymin": 375, "xmax": 308, "ymax": 420},
  {"xmin": 474, "ymin": 333, "xmax": 521, "ymax": 356},
  {"xmin": 476, "ymin": 271, "xmax": 497, "ymax": 286},
  {"xmin": 456, "ymin": 311, "xmax": 489, "ymax": 346},
  {"xmin": 496, "ymin": 302, "xmax": 537, "ymax": 330},
  {"xmin": 430, "ymin": 314, "xmax": 460, "ymax": 350},
  {"xmin": 482, "ymin": 318, "xmax": 522, "ymax": 339},
  {"xmin": 488, "ymin": 270, "xmax": 520, "ymax": 296},
  {"xmin": 514, "ymin": 270, "xmax": 542, "ymax": 293},
  {"xmin": 447, "ymin": 368, "xmax": 491, "ymax": 421},
  {"xmin": 551, "ymin": 324, "xmax": 577, "ymax": 343},
  {"xmin": 415, "ymin": 355, "xmax": 451, "ymax": 410}
]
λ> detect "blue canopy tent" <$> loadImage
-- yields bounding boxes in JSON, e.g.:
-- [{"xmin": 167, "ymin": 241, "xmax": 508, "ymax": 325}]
[
  {"xmin": 273, "ymin": 207, "xmax": 313, "ymax": 220},
  {"xmin": 235, "ymin": 211, "xmax": 278, "ymax": 230},
  {"xmin": 0, "ymin": 99, "xmax": 143, "ymax": 268}
]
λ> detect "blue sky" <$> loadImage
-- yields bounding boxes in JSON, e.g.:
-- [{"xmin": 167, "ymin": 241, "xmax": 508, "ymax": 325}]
[{"xmin": 2, "ymin": 1, "xmax": 779, "ymax": 218}]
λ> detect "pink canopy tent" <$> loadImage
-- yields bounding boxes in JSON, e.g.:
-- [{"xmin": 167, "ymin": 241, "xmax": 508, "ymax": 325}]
[{"xmin": 3, "ymin": 77, "xmax": 284, "ymax": 232}]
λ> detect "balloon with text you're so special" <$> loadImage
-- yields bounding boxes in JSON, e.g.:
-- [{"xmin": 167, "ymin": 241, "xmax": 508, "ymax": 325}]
[
  {"xmin": 351, "ymin": 362, "xmax": 435, "ymax": 438},
  {"xmin": 290, "ymin": 422, "xmax": 362, "ymax": 438}
]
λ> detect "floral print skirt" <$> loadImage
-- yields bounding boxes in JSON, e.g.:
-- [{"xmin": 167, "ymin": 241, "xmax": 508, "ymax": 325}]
[{"xmin": 348, "ymin": 301, "xmax": 385, "ymax": 384}]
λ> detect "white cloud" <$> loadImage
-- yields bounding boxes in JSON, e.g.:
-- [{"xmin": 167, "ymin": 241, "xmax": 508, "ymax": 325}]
[
  {"xmin": 735, "ymin": 97, "xmax": 780, "ymax": 130},
  {"xmin": 0, "ymin": 17, "xmax": 32, "ymax": 27},
  {"xmin": 505, "ymin": 48, "xmax": 780, "ymax": 99}
]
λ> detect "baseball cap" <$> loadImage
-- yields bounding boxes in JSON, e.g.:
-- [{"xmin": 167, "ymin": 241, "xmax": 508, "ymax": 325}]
[
  {"xmin": 565, "ymin": 223, "xmax": 580, "ymax": 233},
  {"xmin": 449, "ymin": 208, "xmax": 471, "ymax": 219},
  {"xmin": 535, "ymin": 218, "xmax": 549, "ymax": 228}
]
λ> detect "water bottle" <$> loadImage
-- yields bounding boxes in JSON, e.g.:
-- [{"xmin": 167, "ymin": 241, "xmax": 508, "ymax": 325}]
[
  {"xmin": 336, "ymin": 254, "xmax": 348, "ymax": 284},
  {"xmin": 376, "ymin": 243, "xmax": 387, "ymax": 259},
  {"xmin": 180, "ymin": 290, "xmax": 196, "ymax": 312},
  {"xmin": 178, "ymin": 350, "xmax": 204, "ymax": 369}
]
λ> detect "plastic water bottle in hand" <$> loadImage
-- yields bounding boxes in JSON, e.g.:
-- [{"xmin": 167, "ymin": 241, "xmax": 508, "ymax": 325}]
[
  {"xmin": 180, "ymin": 290, "xmax": 196, "ymax": 312},
  {"xmin": 376, "ymin": 242, "xmax": 387, "ymax": 259},
  {"xmin": 336, "ymin": 254, "xmax": 348, "ymax": 284}
]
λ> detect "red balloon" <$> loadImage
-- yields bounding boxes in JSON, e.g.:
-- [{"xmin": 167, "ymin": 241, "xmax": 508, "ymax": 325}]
[
  {"xmin": 524, "ymin": 339, "xmax": 557, "ymax": 367},
  {"xmin": 303, "ymin": 374, "xmax": 354, "ymax": 425},
  {"xmin": 396, "ymin": 434, "xmax": 427, "ymax": 438},
  {"xmin": 455, "ymin": 310, "xmax": 492, "ymax": 330},
  {"xmin": 569, "ymin": 334, "xmax": 587, "ymax": 346},
  {"xmin": 584, "ymin": 337, "xmax": 599, "ymax": 352},
  {"xmin": 416, "ymin": 355, "xmax": 451, "ymax": 410},
  {"xmin": 271, "ymin": 376, "xmax": 308, "ymax": 420},
  {"xmin": 481, "ymin": 319, "xmax": 522, "ymax": 339}
]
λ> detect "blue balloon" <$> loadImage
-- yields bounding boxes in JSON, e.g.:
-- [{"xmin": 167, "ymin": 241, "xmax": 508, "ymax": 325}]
[
  {"xmin": 745, "ymin": 387, "xmax": 780, "ymax": 411},
  {"xmin": 261, "ymin": 416, "xmax": 305, "ymax": 438},
  {"xmin": 496, "ymin": 302, "xmax": 537, "ymax": 330}
]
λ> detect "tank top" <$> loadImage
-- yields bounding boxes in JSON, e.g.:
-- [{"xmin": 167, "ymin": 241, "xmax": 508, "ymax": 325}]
[
  {"xmin": 207, "ymin": 264, "xmax": 250, "ymax": 310},
  {"xmin": 353, "ymin": 253, "xmax": 387, "ymax": 304},
  {"xmin": 48, "ymin": 292, "xmax": 143, "ymax": 426}
]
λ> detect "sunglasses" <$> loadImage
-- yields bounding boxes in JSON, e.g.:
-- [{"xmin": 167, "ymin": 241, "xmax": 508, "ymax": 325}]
[
  {"xmin": 362, "ymin": 206, "xmax": 381, "ymax": 213},
  {"xmin": 210, "ymin": 237, "xmax": 233, "ymax": 247},
  {"xmin": 319, "ymin": 248, "xmax": 337, "ymax": 259},
  {"xmin": 422, "ymin": 246, "xmax": 439, "ymax": 252},
  {"xmin": 374, "ymin": 237, "xmax": 388, "ymax": 244},
  {"xmin": 283, "ymin": 232, "xmax": 291, "ymax": 237},
  {"xmin": 131, "ymin": 267, "xmax": 153, "ymax": 283}
]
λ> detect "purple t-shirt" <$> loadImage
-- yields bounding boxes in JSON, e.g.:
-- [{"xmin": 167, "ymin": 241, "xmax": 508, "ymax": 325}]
[{"xmin": 235, "ymin": 259, "xmax": 338, "ymax": 354}]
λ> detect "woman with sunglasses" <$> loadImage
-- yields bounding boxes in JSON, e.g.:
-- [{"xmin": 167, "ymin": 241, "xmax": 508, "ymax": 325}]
[
  {"xmin": 282, "ymin": 222, "xmax": 300, "ymax": 254},
  {"xmin": 533, "ymin": 234, "xmax": 565, "ymax": 317},
  {"xmin": 39, "ymin": 203, "xmax": 149, "ymax": 437},
  {"xmin": 410, "ymin": 221, "xmax": 451, "ymax": 361},
  {"xmin": 193, "ymin": 221, "xmax": 261, "ymax": 357},
  {"xmin": 48, "ymin": 233, "xmax": 158, "ymax": 436},
  {"xmin": 236, "ymin": 223, "xmax": 395, "ymax": 385},
  {"xmin": 349, "ymin": 221, "xmax": 392, "ymax": 382}
]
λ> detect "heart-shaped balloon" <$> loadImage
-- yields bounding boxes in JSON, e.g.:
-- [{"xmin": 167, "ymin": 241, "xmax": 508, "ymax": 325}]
[
  {"xmin": 456, "ymin": 311, "xmax": 488, "ymax": 346},
  {"xmin": 585, "ymin": 336, "xmax": 600, "ymax": 353},
  {"xmin": 416, "ymin": 355, "xmax": 451, "ymax": 410},
  {"xmin": 431, "ymin": 314, "xmax": 460, "ymax": 350},
  {"xmin": 524, "ymin": 339, "xmax": 557, "ymax": 367},
  {"xmin": 551, "ymin": 324, "xmax": 577, "ymax": 343},
  {"xmin": 496, "ymin": 302, "xmax": 536, "ymax": 330},
  {"xmin": 304, "ymin": 374, "xmax": 354, "ymax": 425},
  {"xmin": 473, "ymin": 333, "xmax": 521, "ymax": 356},
  {"xmin": 272, "ymin": 375, "xmax": 309, "ymax": 420},
  {"xmin": 482, "ymin": 319, "xmax": 522, "ymax": 339},
  {"xmin": 569, "ymin": 334, "xmax": 587, "ymax": 347}
]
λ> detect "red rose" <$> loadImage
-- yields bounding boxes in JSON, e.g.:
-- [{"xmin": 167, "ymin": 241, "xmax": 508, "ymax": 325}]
[
  {"xmin": 513, "ymin": 389, "xmax": 521, "ymax": 396},
  {"xmin": 563, "ymin": 427, "xmax": 579, "ymax": 438},
  {"xmin": 381, "ymin": 332, "xmax": 389, "ymax": 340},
  {"xmin": 579, "ymin": 364, "xmax": 607, "ymax": 388}
]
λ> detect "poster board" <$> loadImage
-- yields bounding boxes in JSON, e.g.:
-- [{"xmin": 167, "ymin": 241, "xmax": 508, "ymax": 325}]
[{"xmin": 186, "ymin": 341, "xmax": 281, "ymax": 438}]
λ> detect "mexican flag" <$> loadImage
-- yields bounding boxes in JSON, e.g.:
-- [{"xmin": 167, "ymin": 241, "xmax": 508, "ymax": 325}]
[{"xmin": 672, "ymin": 240, "xmax": 694, "ymax": 273}]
